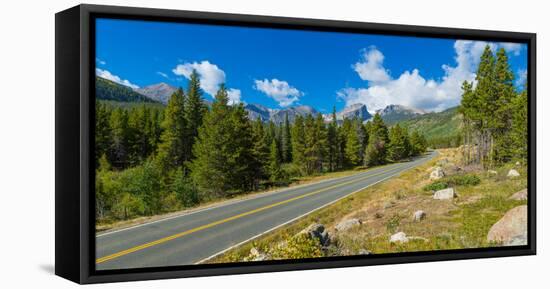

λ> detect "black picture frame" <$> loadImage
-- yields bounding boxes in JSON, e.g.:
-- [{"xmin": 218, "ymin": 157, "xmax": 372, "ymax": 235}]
[{"xmin": 55, "ymin": 4, "xmax": 537, "ymax": 284}]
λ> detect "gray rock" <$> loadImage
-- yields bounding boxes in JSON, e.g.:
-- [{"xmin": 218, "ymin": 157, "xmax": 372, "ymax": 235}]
[
  {"xmin": 507, "ymin": 169, "xmax": 520, "ymax": 178},
  {"xmin": 390, "ymin": 232, "xmax": 409, "ymax": 243},
  {"xmin": 298, "ymin": 223, "xmax": 331, "ymax": 246},
  {"xmin": 515, "ymin": 161, "xmax": 521, "ymax": 166},
  {"xmin": 430, "ymin": 167, "xmax": 445, "ymax": 180},
  {"xmin": 433, "ymin": 188, "xmax": 457, "ymax": 200},
  {"xmin": 335, "ymin": 218, "xmax": 362, "ymax": 232},
  {"xmin": 413, "ymin": 210, "xmax": 426, "ymax": 221},
  {"xmin": 248, "ymin": 247, "xmax": 269, "ymax": 261},
  {"xmin": 509, "ymin": 189, "xmax": 528, "ymax": 201},
  {"xmin": 487, "ymin": 205, "xmax": 527, "ymax": 245},
  {"xmin": 504, "ymin": 234, "xmax": 528, "ymax": 246},
  {"xmin": 358, "ymin": 249, "xmax": 372, "ymax": 255}
]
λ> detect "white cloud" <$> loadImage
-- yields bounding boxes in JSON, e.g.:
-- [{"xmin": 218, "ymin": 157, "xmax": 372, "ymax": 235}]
[
  {"xmin": 172, "ymin": 61, "xmax": 226, "ymax": 96},
  {"xmin": 254, "ymin": 78, "xmax": 303, "ymax": 107},
  {"xmin": 95, "ymin": 58, "xmax": 106, "ymax": 65},
  {"xmin": 227, "ymin": 88, "xmax": 242, "ymax": 105},
  {"xmin": 157, "ymin": 71, "xmax": 169, "ymax": 79},
  {"xmin": 353, "ymin": 46, "xmax": 391, "ymax": 83},
  {"xmin": 338, "ymin": 40, "xmax": 525, "ymax": 113},
  {"xmin": 95, "ymin": 68, "xmax": 139, "ymax": 89},
  {"xmin": 516, "ymin": 69, "xmax": 527, "ymax": 87},
  {"xmin": 500, "ymin": 42, "xmax": 523, "ymax": 56}
]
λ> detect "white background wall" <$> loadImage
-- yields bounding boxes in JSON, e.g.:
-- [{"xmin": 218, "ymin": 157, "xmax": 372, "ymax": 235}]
[{"xmin": 0, "ymin": 0, "xmax": 546, "ymax": 287}]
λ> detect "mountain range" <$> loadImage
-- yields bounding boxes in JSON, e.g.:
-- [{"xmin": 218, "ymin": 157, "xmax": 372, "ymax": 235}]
[{"xmin": 96, "ymin": 77, "xmax": 430, "ymax": 125}]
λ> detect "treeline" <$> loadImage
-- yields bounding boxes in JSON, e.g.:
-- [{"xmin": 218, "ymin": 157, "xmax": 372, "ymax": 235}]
[
  {"xmin": 95, "ymin": 70, "xmax": 428, "ymax": 222},
  {"xmin": 460, "ymin": 45, "xmax": 528, "ymax": 167}
]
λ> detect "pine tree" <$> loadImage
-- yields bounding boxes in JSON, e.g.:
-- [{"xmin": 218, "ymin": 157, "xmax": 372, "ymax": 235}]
[
  {"xmin": 493, "ymin": 48, "xmax": 516, "ymax": 163},
  {"xmin": 344, "ymin": 120, "xmax": 362, "ymax": 166},
  {"xmin": 95, "ymin": 101, "xmax": 112, "ymax": 167},
  {"xmin": 409, "ymin": 130, "xmax": 427, "ymax": 156},
  {"xmin": 251, "ymin": 118, "xmax": 270, "ymax": 188},
  {"xmin": 511, "ymin": 85, "xmax": 528, "ymax": 161},
  {"xmin": 268, "ymin": 139, "xmax": 284, "ymax": 183},
  {"xmin": 388, "ymin": 124, "xmax": 411, "ymax": 161},
  {"xmin": 185, "ymin": 69, "xmax": 207, "ymax": 161},
  {"xmin": 364, "ymin": 113, "xmax": 388, "ymax": 166},
  {"xmin": 291, "ymin": 115, "xmax": 307, "ymax": 175},
  {"xmin": 109, "ymin": 107, "xmax": 130, "ymax": 169},
  {"xmin": 327, "ymin": 106, "xmax": 338, "ymax": 171},
  {"xmin": 281, "ymin": 112, "xmax": 293, "ymax": 163},
  {"xmin": 155, "ymin": 88, "xmax": 186, "ymax": 173},
  {"xmin": 190, "ymin": 84, "xmax": 256, "ymax": 196}
]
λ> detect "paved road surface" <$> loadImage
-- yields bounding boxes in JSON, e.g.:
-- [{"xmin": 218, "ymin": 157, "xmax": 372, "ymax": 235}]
[{"xmin": 96, "ymin": 151, "xmax": 436, "ymax": 270}]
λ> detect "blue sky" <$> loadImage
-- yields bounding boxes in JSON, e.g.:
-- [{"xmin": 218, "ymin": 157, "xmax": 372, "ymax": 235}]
[{"xmin": 96, "ymin": 18, "xmax": 527, "ymax": 113}]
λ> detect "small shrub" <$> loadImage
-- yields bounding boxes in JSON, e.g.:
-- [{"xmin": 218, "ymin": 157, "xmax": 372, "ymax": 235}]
[
  {"xmin": 270, "ymin": 234, "xmax": 323, "ymax": 259},
  {"xmin": 447, "ymin": 174, "xmax": 481, "ymax": 186},
  {"xmin": 423, "ymin": 181, "xmax": 449, "ymax": 191},
  {"xmin": 385, "ymin": 214, "xmax": 402, "ymax": 233}
]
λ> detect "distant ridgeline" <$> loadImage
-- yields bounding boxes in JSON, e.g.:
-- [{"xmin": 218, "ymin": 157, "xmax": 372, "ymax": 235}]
[
  {"xmin": 95, "ymin": 76, "xmax": 159, "ymax": 103},
  {"xmin": 95, "ymin": 75, "xmax": 462, "ymax": 149}
]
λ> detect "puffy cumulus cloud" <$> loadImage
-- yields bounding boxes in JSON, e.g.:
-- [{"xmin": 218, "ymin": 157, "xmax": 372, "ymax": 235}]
[
  {"xmin": 227, "ymin": 88, "xmax": 242, "ymax": 105},
  {"xmin": 499, "ymin": 42, "xmax": 523, "ymax": 56},
  {"xmin": 353, "ymin": 46, "xmax": 391, "ymax": 83},
  {"xmin": 172, "ymin": 60, "xmax": 243, "ymax": 104},
  {"xmin": 254, "ymin": 78, "xmax": 303, "ymax": 107},
  {"xmin": 172, "ymin": 61, "xmax": 226, "ymax": 96},
  {"xmin": 338, "ymin": 40, "xmax": 525, "ymax": 113},
  {"xmin": 95, "ymin": 68, "xmax": 139, "ymax": 89},
  {"xmin": 515, "ymin": 68, "xmax": 527, "ymax": 88}
]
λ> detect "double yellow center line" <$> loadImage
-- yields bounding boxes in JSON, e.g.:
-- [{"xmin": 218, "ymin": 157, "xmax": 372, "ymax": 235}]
[{"xmin": 96, "ymin": 163, "xmax": 405, "ymax": 264}]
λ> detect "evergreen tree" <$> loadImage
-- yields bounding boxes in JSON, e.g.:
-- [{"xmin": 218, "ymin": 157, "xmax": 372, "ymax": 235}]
[
  {"xmin": 327, "ymin": 106, "xmax": 338, "ymax": 171},
  {"xmin": 344, "ymin": 120, "xmax": 362, "ymax": 166},
  {"xmin": 511, "ymin": 86, "xmax": 528, "ymax": 161},
  {"xmin": 95, "ymin": 101, "xmax": 112, "ymax": 167},
  {"xmin": 185, "ymin": 70, "xmax": 207, "ymax": 161},
  {"xmin": 409, "ymin": 130, "xmax": 427, "ymax": 156},
  {"xmin": 251, "ymin": 118, "xmax": 270, "ymax": 188},
  {"xmin": 155, "ymin": 88, "xmax": 186, "ymax": 173},
  {"xmin": 493, "ymin": 48, "xmax": 516, "ymax": 163},
  {"xmin": 281, "ymin": 112, "xmax": 293, "ymax": 163},
  {"xmin": 268, "ymin": 139, "xmax": 284, "ymax": 183},
  {"xmin": 291, "ymin": 115, "xmax": 307, "ymax": 175},
  {"xmin": 388, "ymin": 124, "xmax": 411, "ymax": 161},
  {"xmin": 190, "ymin": 84, "xmax": 256, "ymax": 196},
  {"xmin": 364, "ymin": 113, "xmax": 388, "ymax": 166},
  {"xmin": 109, "ymin": 107, "xmax": 130, "ymax": 169}
]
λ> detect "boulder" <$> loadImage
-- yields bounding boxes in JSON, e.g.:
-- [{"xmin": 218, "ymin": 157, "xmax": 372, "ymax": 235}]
[
  {"xmin": 430, "ymin": 167, "xmax": 445, "ymax": 180},
  {"xmin": 515, "ymin": 161, "xmax": 521, "ymax": 166},
  {"xmin": 487, "ymin": 205, "xmax": 527, "ymax": 246},
  {"xmin": 335, "ymin": 218, "xmax": 362, "ymax": 232},
  {"xmin": 507, "ymin": 169, "xmax": 520, "ymax": 178},
  {"xmin": 433, "ymin": 188, "xmax": 457, "ymax": 200},
  {"xmin": 358, "ymin": 249, "xmax": 372, "ymax": 255},
  {"xmin": 298, "ymin": 223, "xmax": 331, "ymax": 246},
  {"xmin": 413, "ymin": 210, "xmax": 426, "ymax": 221},
  {"xmin": 248, "ymin": 247, "xmax": 269, "ymax": 261},
  {"xmin": 390, "ymin": 232, "xmax": 409, "ymax": 243},
  {"xmin": 509, "ymin": 189, "xmax": 528, "ymax": 201}
]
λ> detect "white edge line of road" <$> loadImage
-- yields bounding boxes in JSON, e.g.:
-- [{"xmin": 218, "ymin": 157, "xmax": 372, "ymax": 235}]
[
  {"xmin": 195, "ymin": 154, "xmax": 435, "ymax": 264},
  {"xmin": 96, "ymin": 163, "xmax": 401, "ymax": 238}
]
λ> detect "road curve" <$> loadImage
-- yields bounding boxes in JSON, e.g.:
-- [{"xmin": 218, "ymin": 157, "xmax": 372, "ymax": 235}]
[{"xmin": 96, "ymin": 151, "xmax": 436, "ymax": 270}]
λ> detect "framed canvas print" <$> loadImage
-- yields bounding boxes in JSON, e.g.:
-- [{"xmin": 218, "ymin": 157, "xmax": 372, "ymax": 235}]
[{"xmin": 55, "ymin": 4, "xmax": 536, "ymax": 284}]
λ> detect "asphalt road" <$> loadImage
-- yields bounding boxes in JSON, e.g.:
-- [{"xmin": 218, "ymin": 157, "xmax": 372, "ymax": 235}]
[{"xmin": 96, "ymin": 151, "xmax": 436, "ymax": 270}]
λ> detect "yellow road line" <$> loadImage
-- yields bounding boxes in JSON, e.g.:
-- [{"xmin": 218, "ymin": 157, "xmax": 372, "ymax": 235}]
[{"xmin": 96, "ymin": 163, "xmax": 406, "ymax": 264}]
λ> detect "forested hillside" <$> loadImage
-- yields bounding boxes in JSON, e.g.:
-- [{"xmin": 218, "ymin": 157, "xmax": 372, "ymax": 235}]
[
  {"xmin": 398, "ymin": 107, "xmax": 462, "ymax": 148},
  {"xmin": 96, "ymin": 76, "xmax": 158, "ymax": 103}
]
